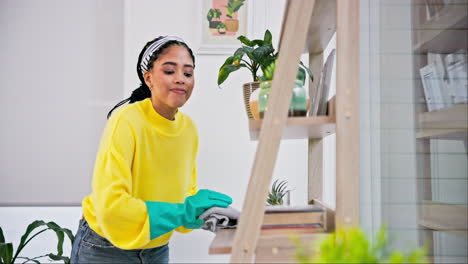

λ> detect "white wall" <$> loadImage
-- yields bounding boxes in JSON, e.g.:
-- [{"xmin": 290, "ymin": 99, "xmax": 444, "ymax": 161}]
[
  {"xmin": 0, "ymin": 0, "xmax": 310, "ymax": 262},
  {"xmin": 0, "ymin": 0, "xmax": 125, "ymax": 205}
]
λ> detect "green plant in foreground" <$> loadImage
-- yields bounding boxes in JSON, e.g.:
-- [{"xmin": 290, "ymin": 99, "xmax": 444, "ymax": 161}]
[
  {"xmin": 267, "ymin": 179, "xmax": 289, "ymax": 206},
  {"xmin": 292, "ymin": 227, "xmax": 428, "ymax": 263},
  {"xmin": 0, "ymin": 220, "xmax": 74, "ymax": 264}
]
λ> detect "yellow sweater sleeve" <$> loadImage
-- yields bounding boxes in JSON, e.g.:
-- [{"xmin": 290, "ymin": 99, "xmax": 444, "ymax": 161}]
[
  {"xmin": 90, "ymin": 115, "xmax": 151, "ymax": 249},
  {"xmin": 175, "ymin": 162, "xmax": 198, "ymax": 233}
]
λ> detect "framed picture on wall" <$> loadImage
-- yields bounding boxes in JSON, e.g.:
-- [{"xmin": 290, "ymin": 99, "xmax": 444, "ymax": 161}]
[{"xmin": 195, "ymin": 0, "xmax": 253, "ymax": 54}]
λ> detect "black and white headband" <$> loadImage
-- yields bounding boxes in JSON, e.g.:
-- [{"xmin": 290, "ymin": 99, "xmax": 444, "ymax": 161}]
[{"xmin": 140, "ymin": 36, "xmax": 185, "ymax": 74}]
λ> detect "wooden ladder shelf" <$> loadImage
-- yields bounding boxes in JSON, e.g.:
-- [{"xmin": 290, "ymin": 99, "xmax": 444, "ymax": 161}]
[{"xmin": 209, "ymin": 0, "xmax": 360, "ymax": 262}]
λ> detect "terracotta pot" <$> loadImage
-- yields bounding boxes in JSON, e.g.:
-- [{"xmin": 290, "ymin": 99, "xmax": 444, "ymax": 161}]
[
  {"xmin": 243, "ymin": 81, "xmax": 260, "ymax": 119},
  {"xmin": 224, "ymin": 19, "xmax": 239, "ymax": 32}
]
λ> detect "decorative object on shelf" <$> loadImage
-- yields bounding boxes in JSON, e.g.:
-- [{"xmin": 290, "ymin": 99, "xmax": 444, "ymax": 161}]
[
  {"xmin": 445, "ymin": 49, "xmax": 467, "ymax": 104},
  {"xmin": 258, "ymin": 80, "xmax": 272, "ymax": 119},
  {"xmin": 266, "ymin": 179, "xmax": 290, "ymax": 206},
  {"xmin": 0, "ymin": 220, "xmax": 75, "ymax": 264},
  {"xmin": 310, "ymin": 49, "xmax": 335, "ymax": 116},
  {"xmin": 292, "ymin": 227, "xmax": 428, "ymax": 264},
  {"xmin": 290, "ymin": 69, "xmax": 309, "ymax": 117},
  {"xmin": 420, "ymin": 62, "xmax": 449, "ymax": 111},
  {"xmin": 258, "ymin": 60, "xmax": 313, "ymax": 119},
  {"xmin": 424, "ymin": 0, "xmax": 446, "ymax": 21},
  {"xmin": 258, "ymin": 73, "xmax": 309, "ymax": 118}
]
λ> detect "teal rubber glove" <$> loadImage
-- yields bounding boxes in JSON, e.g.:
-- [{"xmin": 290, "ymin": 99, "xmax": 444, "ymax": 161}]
[{"xmin": 145, "ymin": 189, "xmax": 232, "ymax": 239}]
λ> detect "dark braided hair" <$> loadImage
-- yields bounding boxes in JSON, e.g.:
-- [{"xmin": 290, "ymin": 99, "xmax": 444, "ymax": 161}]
[{"xmin": 107, "ymin": 36, "xmax": 195, "ymax": 119}]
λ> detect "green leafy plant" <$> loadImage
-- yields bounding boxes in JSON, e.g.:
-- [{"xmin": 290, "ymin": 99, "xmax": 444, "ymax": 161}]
[
  {"xmin": 258, "ymin": 59, "xmax": 314, "ymax": 84},
  {"xmin": 267, "ymin": 179, "xmax": 289, "ymax": 206},
  {"xmin": 0, "ymin": 220, "xmax": 74, "ymax": 264},
  {"xmin": 218, "ymin": 29, "xmax": 277, "ymax": 86},
  {"xmin": 217, "ymin": 22, "xmax": 226, "ymax": 29},
  {"xmin": 225, "ymin": 0, "xmax": 245, "ymax": 19},
  {"xmin": 206, "ymin": 8, "xmax": 222, "ymax": 23},
  {"xmin": 292, "ymin": 227, "xmax": 428, "ymax": 263},
  {"xmin": 218, "ymin": 29, "xmax": 314, "ymax": 87}
]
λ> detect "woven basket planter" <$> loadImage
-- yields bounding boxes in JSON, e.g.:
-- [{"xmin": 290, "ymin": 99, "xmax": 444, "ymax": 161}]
[{"xmin": 242, "ymin": 81, "xmax": 260, "ymax": 119}]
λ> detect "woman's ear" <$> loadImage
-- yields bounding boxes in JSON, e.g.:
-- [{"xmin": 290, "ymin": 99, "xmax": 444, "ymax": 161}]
[{"xmin": 144, "ymin": 71, "xmax": 152, "ymax": 90}]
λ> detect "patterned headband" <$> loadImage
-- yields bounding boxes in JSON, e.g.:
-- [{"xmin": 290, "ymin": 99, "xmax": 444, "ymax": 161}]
[{"xmin": 140, "ymin": 36, "xmax": 185, "ymax": 74}]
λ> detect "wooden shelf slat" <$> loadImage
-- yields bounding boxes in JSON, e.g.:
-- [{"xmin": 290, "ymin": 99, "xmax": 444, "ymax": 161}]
[
  {"xmin": 249, "ymin": 116, "xmax": 335, "ymax": 140},
  {"xmin": 209, "ymin": 228, "xmax": 329, "ymax": 256},
  {"xmin": 413, "ymin": 3, "xmax": 468, "ymax": 53},
  {"xmin": 304, "ymin": 0, "xmax": 336, "ymax": 54},
  {"xmin": 419, "ymin": 200, "xmax": 468, "ymax": 235},
  {"xmin": 416, "ymin": 129, "xmax": 467, "ymax": 140},
  {"xmin": 211, "ymin": 203, "xmax": 335, "ymax": 255},
  {"xmin": 416, "ymin": 104, "xmax": 468, "ymax": 139}
]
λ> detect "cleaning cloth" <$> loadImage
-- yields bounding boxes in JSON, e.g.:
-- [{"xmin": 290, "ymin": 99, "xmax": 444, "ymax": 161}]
[{"xmin": 199, "ymin": 206, "xmax": 240, "ymax": 232}]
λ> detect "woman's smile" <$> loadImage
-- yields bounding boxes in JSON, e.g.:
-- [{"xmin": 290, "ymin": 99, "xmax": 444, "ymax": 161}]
[{"xmin": 170, "ymin": 88, "xmax": 187, "ymax": 95}]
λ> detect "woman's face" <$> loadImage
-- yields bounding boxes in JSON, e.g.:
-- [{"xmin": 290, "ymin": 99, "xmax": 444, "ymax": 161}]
[{"xmin": 144, "ymin": 45, "xmax": 195, "ymax": 117}]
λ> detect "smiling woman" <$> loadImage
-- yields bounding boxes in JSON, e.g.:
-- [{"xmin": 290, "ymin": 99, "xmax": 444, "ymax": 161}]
[
  {"xmin": 70, "ymin": 36, "xmax": 233, "ymax": 263},
  {"xmin": 143, "ymin": 45, "xmax": 195, "ymax": 120}
]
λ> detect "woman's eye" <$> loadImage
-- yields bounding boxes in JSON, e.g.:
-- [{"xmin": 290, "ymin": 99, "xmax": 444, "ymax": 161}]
[
  {"xmin": 184, "ymin": 73, "xmax": 193, "ymax": 77},
  {"xmin": 164, "ymin": 71, "xmax": 174, "ymax": 75}
]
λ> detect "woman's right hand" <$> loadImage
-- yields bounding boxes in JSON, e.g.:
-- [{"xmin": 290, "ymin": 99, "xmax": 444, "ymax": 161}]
[
  {"xmin": 145, "ymin": 189, "xmax": 233, "ymax": 238},
  {"xmin": 182, "ymin": 189, "xmax": 232, "ymax": 228}
]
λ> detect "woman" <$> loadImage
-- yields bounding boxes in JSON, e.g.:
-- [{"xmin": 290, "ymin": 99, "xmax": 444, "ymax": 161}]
[{"xmin": 70, "ymin": 36, "xmax": 232, "ymax": 263}]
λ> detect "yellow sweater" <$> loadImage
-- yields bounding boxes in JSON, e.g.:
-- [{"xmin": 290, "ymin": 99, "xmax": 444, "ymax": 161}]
[{"xmin": 82, "ymin": 98, "xmax": 198, "ymax": 249}]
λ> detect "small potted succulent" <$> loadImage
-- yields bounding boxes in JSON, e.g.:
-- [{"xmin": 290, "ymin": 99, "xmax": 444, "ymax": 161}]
[{"xmin": 266, "ymin": 179, "xmax": 290, "ymax": 206}]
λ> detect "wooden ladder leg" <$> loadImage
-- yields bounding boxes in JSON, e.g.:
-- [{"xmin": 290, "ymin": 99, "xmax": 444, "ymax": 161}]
[
  {"xmin": 335, "ymin": 0, "xmax": 360, "ymax": 227},
  {"xmin": 230, "ymin": 0, "xmax": 316, "ymax": 263}
]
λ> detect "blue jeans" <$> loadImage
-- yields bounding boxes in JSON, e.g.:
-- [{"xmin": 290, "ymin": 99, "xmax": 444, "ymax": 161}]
[{"xmin": 71, "ymin": 218, "xmax": 169, "ymax": 263}]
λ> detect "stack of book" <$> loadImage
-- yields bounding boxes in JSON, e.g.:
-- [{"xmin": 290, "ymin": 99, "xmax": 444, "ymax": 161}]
[
  {"xmin": 260, "ymin": 204, "xmax": 325, "ymax": 235},
  {"xmin": 419, "ymin": 50, "xmax": 468, "ymax": 112}
]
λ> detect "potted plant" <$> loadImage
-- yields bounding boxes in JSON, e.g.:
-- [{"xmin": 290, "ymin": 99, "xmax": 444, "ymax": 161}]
[
  {"xmin": 267, "ymin": 179, "xmax": 290, "ymax": 206},
  {"xmin": 207, "ymin": 8, "xmax": 222, "ymax": 33},
  {"xmin": 218, "ymin": 29, "xmax": 277, "ymax": 119},
  {"xmin": 292, "ymin": 227, "xmax": 428, "ymax": 263},
  {"xmin": 0, "ymin": 220, "xmax": 74, "ymax": 264},
  {"xmin": 218, "ymin": 29, "xmax": 314, "ymax": 119},
  {"xmin": 217, "ymin": 22, "xmax": 227, "ymax": 35},
  {"xmin": 224, "ymin": 0, "xmax": 245, "ymax": 32}
]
